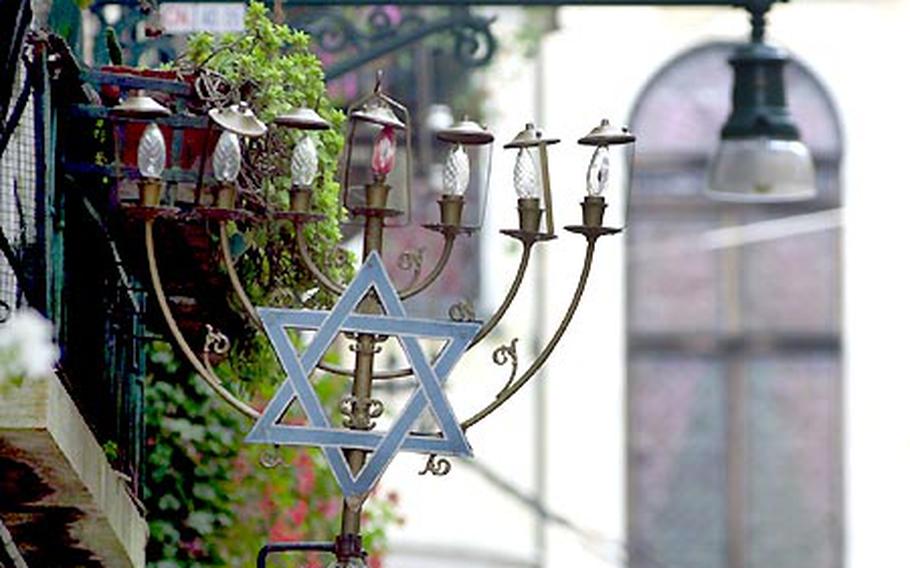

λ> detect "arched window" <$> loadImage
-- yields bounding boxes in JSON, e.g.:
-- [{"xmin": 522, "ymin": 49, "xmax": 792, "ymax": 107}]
[{"xmin": 626, "ymin": 43, "xmax": 842, "ymax": 568}]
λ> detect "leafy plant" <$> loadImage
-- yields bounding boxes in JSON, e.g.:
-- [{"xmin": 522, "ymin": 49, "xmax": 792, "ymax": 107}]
[{"xmin": 143, "ymin": 3, "xmax": 397, "ymax": 566}]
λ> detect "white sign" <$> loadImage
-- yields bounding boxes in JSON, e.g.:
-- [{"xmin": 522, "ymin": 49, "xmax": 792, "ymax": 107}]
[{"xmin": 160, "ymin": 3, "xmax": 246, "ymax": 34}]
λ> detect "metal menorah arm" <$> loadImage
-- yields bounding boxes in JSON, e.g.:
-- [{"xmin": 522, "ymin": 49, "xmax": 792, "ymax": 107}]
[
  {"xmin": 460, "ymin": 230, "xmax": 604, "ymax": 431},
  {"xmin": 219, "ymin": 221, "xmax": 267, "ymax": 332},
  {"xmin": 145, "ymin": 219, "xmax": 262, "ymax": 419},
  {"xmin": 398, "ymin": 230, "xmax": 457, "ymax": 299},
  {"xmin": 469, "ymin": 241, "xmax": 532, "ymax": 347},
  {"xmin": 470, "ymin": 231, "xmax": 555, "ymax": 348},
  {"xmin": 294, "ymin": 221, "xmax": 348, "ymax": 296},
  {"xmin": 311, "ymin": 229, "xmax": 546, "ymax": 380}
]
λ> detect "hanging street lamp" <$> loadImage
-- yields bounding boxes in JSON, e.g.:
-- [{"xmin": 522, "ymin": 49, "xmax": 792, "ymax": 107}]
[{"xmin": 706, "ymin": 1, "xmax": 816, "ymax": 202}]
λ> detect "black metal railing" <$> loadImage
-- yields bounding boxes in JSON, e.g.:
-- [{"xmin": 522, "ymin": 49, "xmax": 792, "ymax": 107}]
[{"xmin": 0, "ymin": 34, "xmax": 148, "ymax": 500}]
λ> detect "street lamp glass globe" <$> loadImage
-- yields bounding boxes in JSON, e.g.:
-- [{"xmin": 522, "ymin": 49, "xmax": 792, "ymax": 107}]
[{"xmin": 707, "ymin": 137, "xmax": 816, "ymax": 202}]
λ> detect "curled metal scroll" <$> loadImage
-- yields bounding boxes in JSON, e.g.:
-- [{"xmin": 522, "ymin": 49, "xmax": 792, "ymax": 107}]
[
  {"xmin": 203, "ymin": 324, "xmax": 231, "ymax": 356},
  {"xmin": 493, "ymin": 338, "xmax": 519, "ymax": 399},
  {"xmin": 145, "ymin": 220, "xmax": 261, "ymax": 419},
  {"xmin": 452, "ymin": 17, "xmax": 497, "ymax": 68},
  {"xmin": 418, "ymin": 454, "xmax": 451, "ymax": 477},
  {"xmin": 397, "ymin": 247, "xmax": 425, "ymax": 291},
  {"xmin": 304, "ymin": 7, "xmax": 427, "ymax": 54},
  {"xmin": 448, "ymin": 299, "xmax": 476, "ymax": 323},
  {"xmin": 293, "ymin": 223, "xmax": 347, "ymax": 296},
  {"xmin": 297, "ymin": 6, "xmax": 497, "ymax": 79},
  {"xmin": 349, "ymin": 340, "xmax": 382, "ymax": 355},
  {"xmin": 259, "ymin": 446, "xmax": 284, "ymax": 469},
  {"xmin": 340, "ymin": 396, "xmax": 384, "ymax": 430},
  {"xmin": 461, "ymin": 238, "xmax": 601, "ymax": 432}
]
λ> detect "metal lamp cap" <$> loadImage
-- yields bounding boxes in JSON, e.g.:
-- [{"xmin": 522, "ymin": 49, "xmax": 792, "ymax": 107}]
[
  {"xmin": 578, "ymin": 119, "xmax": 635, "ymax": 146},
  {"xmin": 720, "ymin": 41, "xmax": 800, "ymax": 141},
  {"xmin": 350, "ymin": 99, "xmax": 406, "ymax": 130},
  {"xmin": 208, "ymin": 102, "xmax": 268, "ymax": 138},
  {"xmin": 436, "ymin": 117, "xmax": 494, "ymax": 145},
  {"xmin": 273, "ymin": 105, "xmax": 331, "ymax": 131},
  {"xmin": 111, "ymin": 93, "xmax": 171, "ymax": 118},
  {"xmin": 504, "ymin": 122, "xmax": 560, "ymax": 149}
]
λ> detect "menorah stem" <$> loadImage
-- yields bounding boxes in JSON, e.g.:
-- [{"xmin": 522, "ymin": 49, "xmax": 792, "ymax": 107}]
[
  {"xmin": 340, "ymin": 333, "xmax": 377, "ymax": 536},
  {"xmin": 340, "ymin": 185, "xmax": 388, "ymax": 537}
]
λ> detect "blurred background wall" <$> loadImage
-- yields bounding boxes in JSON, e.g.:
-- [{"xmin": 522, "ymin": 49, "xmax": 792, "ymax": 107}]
[{"xmin": 382, "ymin": 3, "xmax": 910, "ymax": 568}]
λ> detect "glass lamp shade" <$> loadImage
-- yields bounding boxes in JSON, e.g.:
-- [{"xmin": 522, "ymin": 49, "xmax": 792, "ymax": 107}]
[
  {"xmin": 578, "ymin": 119, "xmax": 636, "ymax": 229},
  {"xmin": 435, "ymin": 118, "xmax": 494, "ymax": 228},
  {"xmin": 291, "ymin": 135, "xmax": 319, "ymax": 187},
  {"xmin": 138, "ymin": 123, "xmax": 166, "ymax": 179},
  {"xmin": 513, "ymin": 147, "xmax": 540, "ymax": 199},
  {"xmin": 442, "ymin": 144, "xmax": 470, "ymax": 196},
  {"xmin": 707, "ymin": 137, "xmax": 816, "ymax": 202},
  {"xmin": 213, "ymin": 131, "xmax": 242, "ymax": 183}
]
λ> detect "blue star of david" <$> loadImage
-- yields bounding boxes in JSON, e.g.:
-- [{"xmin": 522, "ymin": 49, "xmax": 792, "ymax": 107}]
[{"xmin": 246, "ymin": 251, "xmax": 481, "ymax": 497}]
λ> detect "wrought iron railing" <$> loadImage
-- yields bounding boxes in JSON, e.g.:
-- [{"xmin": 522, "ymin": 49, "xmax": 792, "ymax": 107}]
[{"xmin": 0, "ymin": 33, "xmax": 148, "ymax": 500}]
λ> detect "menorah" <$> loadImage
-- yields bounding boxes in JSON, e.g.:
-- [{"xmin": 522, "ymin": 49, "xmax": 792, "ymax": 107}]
[{"xmin": 111, "ymin": 72, "xmax": 635, "ymax": 566}]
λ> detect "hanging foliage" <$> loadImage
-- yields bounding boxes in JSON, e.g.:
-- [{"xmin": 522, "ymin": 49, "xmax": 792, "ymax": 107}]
[{"xmin": 144, "ymin": 3, "xmax": 399, "ymax": 566}]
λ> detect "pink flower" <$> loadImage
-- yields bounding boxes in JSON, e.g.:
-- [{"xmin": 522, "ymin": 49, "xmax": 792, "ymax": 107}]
[
  {"xmin": 290, "ymin": 501, "xmax": 310, "ymax": 525},
  {"xmin": 297, "ymin": 463, "xmax": 316, "ymax": 495},
  {"xmin": 180, "ymin": 537, "xmax": 206, "ymax": 559},
  {"xmin": 269, "ymin": 517, "xmax": 295, "ymax": 542},
  {"xmin": 317, "ymin": 497, "xmax": 340, "ymax": 518}
]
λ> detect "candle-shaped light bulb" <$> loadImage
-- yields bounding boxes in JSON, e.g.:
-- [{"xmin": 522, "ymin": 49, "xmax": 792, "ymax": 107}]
[
  {"xmin": 213, "ymin": 131, "xmax": 241, "ymax": 183},
  {"xmin": 586, "ymin": 146, "xmax": 610, "ymax": 197},
  {"xmin": 371, "ymin": 125, "xmax": 396, "ymax": 178},
  {"xmin": 442, "ymin": 144, "xmax": 470, "ymax": 196},
  {"xmin": 513, "ymin": 147, "xmax": 540, "ymax": 199},
  {"xmin": 291, "ymin": 135, "xmax": 318, "ymax": 187},
  {"xmin": 138, "ymin": 123, "xmax": 166, "ymax": 179}
]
